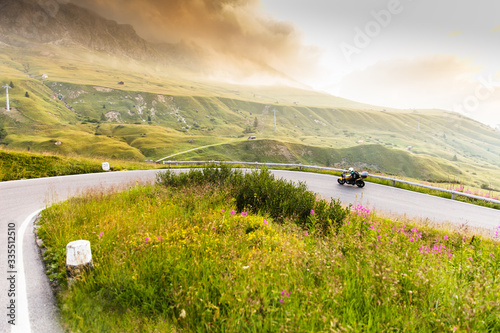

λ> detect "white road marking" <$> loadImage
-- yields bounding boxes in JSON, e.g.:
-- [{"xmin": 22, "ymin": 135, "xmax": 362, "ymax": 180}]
[{"xmin": 11, "ymin": 209, "xmax": 41, "ymax": 333}]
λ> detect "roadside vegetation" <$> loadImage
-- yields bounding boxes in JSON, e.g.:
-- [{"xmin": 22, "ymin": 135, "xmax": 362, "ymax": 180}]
[
  {"xmin": 37, "ymin": 167, "xmax": 500, "ymax": 332},
  {"xmin": 0, "ymin": 148, "xmax": 161, "ymax": 181}
]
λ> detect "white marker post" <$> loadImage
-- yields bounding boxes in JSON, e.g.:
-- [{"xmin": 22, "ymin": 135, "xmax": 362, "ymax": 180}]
[
  {"xmin": 66, "ymin": 240, "xmax": 94, "ymax": 286},
  {"xmin": 101, "ymin": 162, "xmax": 110, "ymax": 171}
]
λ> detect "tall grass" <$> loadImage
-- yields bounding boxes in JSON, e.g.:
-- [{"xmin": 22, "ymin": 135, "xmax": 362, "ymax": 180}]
[
  {"xmin": 0, "ymin": 150, "xmax": 104, "ymax": 181},
  {"xmin": 37, "ymin": 168, "xmax": 500, "ymax": 332},
  {"xmin": 0, "ymin": 149, "xmax": 163, "ymax": 181}
]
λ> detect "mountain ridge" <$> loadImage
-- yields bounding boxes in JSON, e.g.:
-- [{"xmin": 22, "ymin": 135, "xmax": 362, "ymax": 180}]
[{"xmin": 0, "ymin": 0, "xmax": 160, "ymax": 60}]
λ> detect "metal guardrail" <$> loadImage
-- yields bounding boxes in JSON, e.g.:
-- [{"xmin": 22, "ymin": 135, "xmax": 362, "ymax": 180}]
[{"xmin": 160, "ymin": 160, "xmax": 500, "ymax": 205}]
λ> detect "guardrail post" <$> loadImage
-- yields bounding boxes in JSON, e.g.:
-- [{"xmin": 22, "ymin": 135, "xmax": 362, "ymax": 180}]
[
  {"xmin": 452, "ymin": 192, "xmax": 455, "ymax": 200},
  {"xmin": 66, "ymin": 240, "xmax": 94, "ymax": 286},
  {"xmin": 299, "ymin": 163, "xmax": 302, "ymax": 171},
  {"xmin": 392, "ymin": 178, "xmax": 396, "ymax": 186}
]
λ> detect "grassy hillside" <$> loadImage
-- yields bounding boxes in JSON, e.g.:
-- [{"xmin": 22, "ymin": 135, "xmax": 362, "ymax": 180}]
[
  {"xmin": 37, "ymin": 168, "xmax": 500, "ymax": 332},
  {"xmin": 1, "ymin": 44, "xmax": 500, "ymax": 190},
  {"xmin": 177, "ymin": 141, "xmax": 459, "ymax": 181},
  {"xmin": 0, "ymin": 148, "xmax": 161, "ymax": 181}
]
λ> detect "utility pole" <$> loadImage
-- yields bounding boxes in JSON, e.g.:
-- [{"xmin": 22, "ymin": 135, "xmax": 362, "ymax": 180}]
[
  {"xmin": 3, "ymin": 84, "xmax": 11, "ymax": 111},
  {"xmin": 273, "ymin": 109, "xmax": 277, "ymax": 133}
]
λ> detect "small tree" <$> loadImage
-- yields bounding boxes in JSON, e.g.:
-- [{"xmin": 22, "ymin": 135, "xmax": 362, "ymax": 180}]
[
  {"xmin": 253, "ymin": 116, "xmax": 258, "ymax": 128},
  {"xmin": 9, "ymin": 81, "xmax": 14, "ymax": 89},
  {"xmin": 100, "ymin": 113, "xmax": 107, "ymax": 122},
  {"xmin": 25, "ymin": 91, "xmax": 30, "ymax": 98}
]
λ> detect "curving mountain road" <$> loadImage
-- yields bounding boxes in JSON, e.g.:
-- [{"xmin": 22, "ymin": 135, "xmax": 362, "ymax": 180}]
[{"xmin": 0, "ymin": 169, "xmax": 498, "ymax": 332}]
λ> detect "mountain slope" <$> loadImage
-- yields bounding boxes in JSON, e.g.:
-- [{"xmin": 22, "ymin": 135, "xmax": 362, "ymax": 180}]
[
  {"xmin": 0, "ymin": 0, "xmax": 160, "ymax": 60},
  {"xmin": 0, "ymin": 1, "xmax": 499, "ymax": 191}
]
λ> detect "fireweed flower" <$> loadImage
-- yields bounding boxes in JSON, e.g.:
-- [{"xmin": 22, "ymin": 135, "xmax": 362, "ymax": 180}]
[
  {"xmin": 144, "ymin": 237, "xmax": 150, "ymax": 243},
  {"xmin": 310, "ymin": 209, "xmax": 315, "ymax": 215},
  {"xmin": 98, "ymin": 232, "xmax": 104, "ymax": 239},
  {"xmin": 263, "ymin": 219, "xmax": 268, "ymax": 224},
  {"xmin": 494, "ymin": 226, "xmax": 500, "ymax": 239},
  {"xmin": 241, "ymin": 212, "xmax": 248, "ymax": 217},
  {"xmin": 157, "ymin": 236, "xmax": 164, "ymax": 241},
  {"xmin": 279, "ymin": 290, "xmax": 290, "ymax": 303},
  {"xmin": 230, "ymin": 210, "xmax": 236, "ymax": 216}
]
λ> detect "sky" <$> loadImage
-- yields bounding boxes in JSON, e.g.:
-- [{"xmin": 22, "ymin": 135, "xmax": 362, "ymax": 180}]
[
  {"xmin": 67, "ymin": 0, "xmax": 500, "ymax": 127},
  {"xmin": 261, "ymin": 0, "xmax": 500, "ymax": 127}
]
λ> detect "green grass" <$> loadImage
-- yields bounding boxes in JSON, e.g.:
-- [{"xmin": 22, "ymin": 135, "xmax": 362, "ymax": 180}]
[
  {"xmin": 37, "ymin": 168, "xmax": 500, "ymax": 332},
  {"xmin": 0, "ymin": 148, "xmax": 162, "ymax": 181},
  {"xmin": 2, "ymin": 45, "xmax": 500, "ymax": 191}
]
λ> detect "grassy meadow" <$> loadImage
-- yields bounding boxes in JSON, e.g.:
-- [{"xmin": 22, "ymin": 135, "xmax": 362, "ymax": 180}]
[
  {"xmin": 1, "ymin": 44, "xmax": 500, "ymax": 191},
  {"xmin": 0, "ymin": 148, "xmax": 163, "ymax": 181},
  {"xmin": 37, "ymin": 167, "xmax": 500, "ymax": 332}
]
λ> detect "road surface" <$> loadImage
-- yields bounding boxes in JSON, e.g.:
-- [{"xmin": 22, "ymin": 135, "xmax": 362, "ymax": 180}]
[{"xmin": 0, "ymin": 169, "xmax": 498, "ymax": 332}]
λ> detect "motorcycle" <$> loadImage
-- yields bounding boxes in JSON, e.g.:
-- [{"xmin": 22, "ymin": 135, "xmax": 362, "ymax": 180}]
[{"xmin": 338, "ymin": 170, "xmax": 368, "ymax": 188}]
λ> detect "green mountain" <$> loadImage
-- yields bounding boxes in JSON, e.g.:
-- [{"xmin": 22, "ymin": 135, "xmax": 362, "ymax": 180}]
[{"xmin": 0, "ymin": 0, "xmax": 499, "ymax": 190}]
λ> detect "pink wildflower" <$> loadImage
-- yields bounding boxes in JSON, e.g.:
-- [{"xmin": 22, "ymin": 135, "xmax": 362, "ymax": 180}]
[
  {"xmin": 310, "ymin": 209, "xmax": 315, "ymax": 215},
  {"xmin": 230, "ymin": 210, "xmax": 236, "ymax": 216}
]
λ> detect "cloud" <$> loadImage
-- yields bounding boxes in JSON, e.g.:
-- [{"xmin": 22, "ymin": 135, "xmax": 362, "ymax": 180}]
[
  {"xmin": 66, "ymin": 0, "xmax": 320, "ymax": 84},
  {"xmin": 447, "ymin": 30, "xmax": 462, "ymax": 37},
  {"xmin": 336, "ymin": 55, "xmax": 500, "ymax": 126}
]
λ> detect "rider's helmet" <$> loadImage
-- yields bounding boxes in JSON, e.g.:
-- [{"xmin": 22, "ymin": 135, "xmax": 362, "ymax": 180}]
[{"xmin": 348, "ymin": 167, "xmax": 354, "ymax": 172}]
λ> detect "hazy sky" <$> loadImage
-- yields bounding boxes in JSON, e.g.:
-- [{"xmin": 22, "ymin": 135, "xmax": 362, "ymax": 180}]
[
  {"xmin": 262, "ymin": 0, "xmax": 500, "ymax": 126},
  {"xmin": 68, "ymin": 0, "xmax": 500, "ymax": 126}
]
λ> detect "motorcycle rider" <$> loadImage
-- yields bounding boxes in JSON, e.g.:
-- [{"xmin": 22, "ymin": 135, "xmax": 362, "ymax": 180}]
[{"xmin": 348, "ymin": 167, "xmax": 357, "ymax": 183}]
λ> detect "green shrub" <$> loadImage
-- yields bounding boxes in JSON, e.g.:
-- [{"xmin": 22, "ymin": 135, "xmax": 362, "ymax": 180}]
[
  {"xmin": 156, "ymin": 166, "xmax": 350, "ymax": 234},
  {"xmin": 233, "ymin": 169, "xmax": 314, "ymax": 223},
  {"xmin": 309, "ymin": 198, "xmax": 351, "ymax": 235}
]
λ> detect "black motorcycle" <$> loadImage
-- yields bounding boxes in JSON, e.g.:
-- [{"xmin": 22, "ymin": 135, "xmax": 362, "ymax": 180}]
[{"xmin": 338, "ymin": 170, "xmax": 368, "ymax": 188}]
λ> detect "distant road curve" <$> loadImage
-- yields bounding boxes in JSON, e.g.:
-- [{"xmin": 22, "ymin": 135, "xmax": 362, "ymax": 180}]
[
  {"xmin": 156, "ymin": 140, "xmax": 239, "ymax": 162},
  {"xmin": 1, "ymin": 169, "xmax": 498, "ymax": 332}
]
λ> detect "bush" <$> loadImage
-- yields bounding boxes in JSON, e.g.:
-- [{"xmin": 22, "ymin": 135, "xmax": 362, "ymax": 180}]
[
  {"xmin": 233, "ymin": 169, "xmax": 315, "ymax": 223},
  {"xmin": 309, "ymin": 198, "xmax": 351, "ymax": 235},
  {"xmin": 156, "ymin": 166, "xmax": 350, "ymax": 234}
]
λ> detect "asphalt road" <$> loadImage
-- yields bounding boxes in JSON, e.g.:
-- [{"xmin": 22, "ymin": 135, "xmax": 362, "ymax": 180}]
[{"xmin": 0, "ymin": 169, "xmax": 498, "ymax": 332}]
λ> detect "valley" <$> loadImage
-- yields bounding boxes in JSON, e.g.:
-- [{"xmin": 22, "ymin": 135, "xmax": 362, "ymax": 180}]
[{"xmin": 0, "ymin": 0, "xmax": 499, "ymax": 191}]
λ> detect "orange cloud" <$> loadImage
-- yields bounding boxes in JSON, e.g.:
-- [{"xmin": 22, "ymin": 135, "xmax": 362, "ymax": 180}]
[{"xmin": 69, "ymin": 0, "xmax": 320, "ymax": 84}]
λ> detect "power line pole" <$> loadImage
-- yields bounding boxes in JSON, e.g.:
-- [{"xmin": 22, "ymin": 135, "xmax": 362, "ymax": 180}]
[
  {"xmin": 3, "ymin": 84, "xmax": 11, "ymax": 111},
  {"xmin": 273, "ymin": 109, "xmax": 277, "ymax": 133}
]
